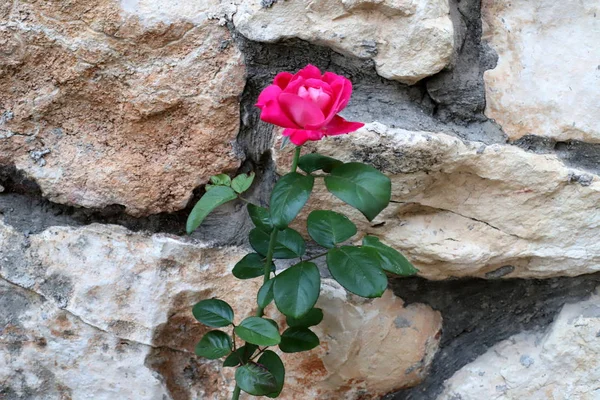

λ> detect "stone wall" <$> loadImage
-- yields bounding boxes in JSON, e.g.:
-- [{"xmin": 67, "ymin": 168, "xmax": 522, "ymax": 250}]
[{"xmin": 1, "ymin": 1, "xmax": 598, "ymax": 399}]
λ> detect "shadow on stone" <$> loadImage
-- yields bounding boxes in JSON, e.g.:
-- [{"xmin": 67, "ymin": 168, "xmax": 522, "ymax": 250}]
[{"xmin": 386, "ymin": 273, "xmax": 600, "ymax": 399}]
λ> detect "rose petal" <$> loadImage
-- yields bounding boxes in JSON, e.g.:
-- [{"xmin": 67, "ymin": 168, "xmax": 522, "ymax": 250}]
[
  {"xmin": 323, "ymin": 115, "xmax": 365, "ymax": 135},
  {"xmin": 322, "ymin": 71, "xmax": 342, "ymax": 85},
  {"xmin": 296, "ymin": 64, "xmax": 322, "ymax": 80},
  {"xmin": 256, "ymin": 84, "xmax": 280, "ymax": 108},
  {"xmin": 335, "ymin": 77, "xmax": 353, "ymax": 113},
  {"xmin": 274, "ymin": 71, "xmax": 293, "ymax": 89},
  {"xmin": 304, "ymin": 78, "xmax": 333, "ymax": 93},
  {"xmin": 279, "ymin": 93, "xmax": 326, "ymax": 129},
  {"xmin": 282, "ymin": 76, "xmax": 306, "ymax": 94},
  {"xmin": 256, "ymin": 85, "xmax": 299, "ymax": 128},
  {"xmin": 283, "ymin": 128, "xmax": 324, "ymax": 145},
  {"xmin": 320, "ymin": 77, "xmax": 346, "ymax": 124}
]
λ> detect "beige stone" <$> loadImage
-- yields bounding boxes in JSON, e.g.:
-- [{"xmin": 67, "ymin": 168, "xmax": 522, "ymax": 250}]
[
  {"xmin": 0, "ymin": 221, "xmax": 442, "ymax": 399},
  {"xmin": 0, "ymin": 279, "xmax": 173, "ymax": 400},
  {"xmin": 482, "ymin": 0, "xmax": 600, "ymax": 142},
  {"xmin": 273, "ymin": 282, "xmax": 442, "ymax": 399},
  {"xmin": 437, "ymin": 288, "xmax": 600, "ymax": 400},
  {"xmin": 232, "ymin": 0, "xmax": 454, "ymax": 84},
  {"xmin": 0, "ymin": 0, "xmax": 245, "ymax": 216},
  {"xmin": 275, "ymin": 123, "xmax": 600, "ymax": 279},
  {"xmin": 120, "ymin": 0, "xmax": 454, "ymax": 84}
]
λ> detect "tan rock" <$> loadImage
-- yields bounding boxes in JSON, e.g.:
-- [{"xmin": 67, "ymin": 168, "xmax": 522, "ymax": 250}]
[
  {"xmin": 232, "ymin": 0, "xmax": 454, "ymax": 84},
  {"xmin": 482, "ymin": 0, "xmax": 600, "ymax": 142},
  {"xmin": 0, "ymin": 0, "xmax": 245, "ymax": 216},
  {"xmin": 0, "ymin": 221, "xmax": 442, "ymax": 399},
  {"xmin": 275, "ymin": 123, "xmax": 600, "ymax": 279},
  {"xmin": 437, "ymin": 288, "xmax": 600, "ymax": 400},
  {"xmin": 273, "ymin": 282, "xmax": 442, "ymax": 399}
]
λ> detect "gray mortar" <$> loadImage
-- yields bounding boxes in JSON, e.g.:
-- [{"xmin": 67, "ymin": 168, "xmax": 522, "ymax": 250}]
[
  {"xmin": 513, "ymin": 135, "xmax": 600, "ymax": 175},
  {"xmin": 385, "ymin": 273, "xmax": 600, "ymax": 399},
  {"xmin": 232, "ymin": 27, "xmax": 507, "ymax": 146},
  {"xmin": 0, "ymin": 166, "xmax": 266, "ymax": 246}
]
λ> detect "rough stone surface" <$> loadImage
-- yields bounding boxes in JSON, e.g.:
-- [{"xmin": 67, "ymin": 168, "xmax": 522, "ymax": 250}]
[
  {"xmin": 387, "ymin": 274, "xmax": 600, "ymax": 399},
  {"xmin": 276, "ymin": 123, "xmax": 600, "ymax": 279},
  {"xmin": 482, "ymin": 0, "xmax": 600, "ymax": 143},
  {"xmin": 271, "ymin": 283, "xmax": 442, "ymax": 399},
  {"xmin": 0, "ymin": 0, "xmax": 245, "ymax": 216},
  {"xmin": 233, "ymin": 0, "xmax": 454, "ymax": 84},
  {"xmin": 0, "ymin": 279, "xmax": 172, "ymax": 400},
  {"xmin": 437, "ymin": 288, "xmax": 600, "ymax": 400},
  {"xmin": 0, "ymin": 222, "xmax": 442, "ymax": 399},
  {"xmin": 0, "ymin": 222, "xmax": 258, "ymax": 347}
]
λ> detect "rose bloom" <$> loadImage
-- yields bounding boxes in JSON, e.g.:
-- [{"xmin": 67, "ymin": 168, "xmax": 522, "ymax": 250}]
[{"xmin": 256, "ymin": 64, "xmax": 364, "ymax": 146}]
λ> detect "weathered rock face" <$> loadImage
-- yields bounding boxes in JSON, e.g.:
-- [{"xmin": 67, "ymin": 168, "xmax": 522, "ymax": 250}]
[
  {"xmin": 271, "ymin": 284, "xmax": 442, "ymax": 399},
  {"xmin": 0, "ymin": 0, "xmax": 245, "ymax": 216},
  {"xmin": 276, "ymin": 123, "xmax": 600, "ymax": 279},
  {"xmin": 0, "ymin": 280, "xmax": 172, "ymax": 400},
  {"xmin": 2, "ymin": 0, "xmax": 600, "ymax": 398},
  {"xmin": 0, "ymin": 222, "xmax": 442, "ymax": 399},
  {"xmin": 437, "ymin": 288, "xmax": 600, "ymax": 400},
  {"xmin": 233, "ymin": 0, "xmax": 454, "ymax": 84},
  {"xmin": 482, "ymin": 0, "xmax": 600, "ymax": 143}
]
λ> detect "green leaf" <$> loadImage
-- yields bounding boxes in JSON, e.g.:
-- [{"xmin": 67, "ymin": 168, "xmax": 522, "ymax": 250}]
[
  {"xmin": 249, "ymin": 227, "xmax": 306, "ymax": 259},
  {"xmin": 257, "ymin": 279, "xmax": 275, "ymax": 309},
  {"xmin": 233, "ymin": 253, "xmax": 272, "ymax": 280},
  {"xmin": 362, "ymin": 236, "xmax": 418, "ymax": 276},
  {"xmin": 307, "ymin": 210, "xmax": 357, "ymax": 248},
  {"xmin": 235, "ymin": 363, "xmax": 278, "ymax": 396},
  {"xmin": 270, "ymin": 172, "xmax": 314, "ymax": 229},
  {"xmin": 273, "ymin": 262, "xmax": 320, "ymax": 318},
  {"xmin": 286, "ymin": 308, "xmax": 324, "ymax": 328},
  {"xmin": 258, "ymin": 351, "xmax": 285, "ymax": 398},
  {"xmin": 205, "ymin": 184, "xmax": 216, "ymax": 192},
  {"xmin": 223, "ymin": 344, "xmax": 258, "ymax": 367},
  {"xmin": 279, "ymin": 328, "xmax": 320, "ymax": 353},
  {"xmin": 298, "ymin": 153, "xmax": 343, "ymax": 174},
  {"xmin": 210, "ymin": 174, "xmax": 231, "ymax": 186},
  {"xmin": 235, "ymin": 317, "xmax": 281, "ymax": 346},
  {"xmin": 326, "ymin": 246, "xmax": 388, "ymax": 298},
  {"xmin": 264, "ymin": 318, "xmax": 280, "ymax": 331},
  {"xmin": 247, "ymin": 204, "xmax": 273, "ymax": 232},
  {"xmin": 232, "ymin": 172, "xmax": 255, "ymax": 194},
  {"xmin": 192, "ymin": 299, "xmax": 234, "ymax": 327},
  {"xmin": 194, "ymin": 330, "xmax": 232, "ymax": 359},
  {"xmin": 186, "ymin": 186, "xmax": 238, "ymax": 234},
  {"xmin": 324, "ymin": 162, "xmax": 391, "ymax": 221}
]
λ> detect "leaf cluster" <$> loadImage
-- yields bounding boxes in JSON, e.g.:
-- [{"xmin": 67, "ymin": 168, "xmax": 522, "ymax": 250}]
[{"xmin": 187, "ymin": 152, "xmax": 418, "ymax": 398}]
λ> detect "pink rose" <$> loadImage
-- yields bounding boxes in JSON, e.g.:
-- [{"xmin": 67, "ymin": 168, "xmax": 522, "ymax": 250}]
[{"xmin": 256, "ymin": 64, "xmax": 364, "ymax": 146}]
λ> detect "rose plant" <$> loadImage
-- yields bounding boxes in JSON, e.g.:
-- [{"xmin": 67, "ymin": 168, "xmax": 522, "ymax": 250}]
[{"xmin": 187, "ymin": 65, "xmax": 417, "ymax": 399}]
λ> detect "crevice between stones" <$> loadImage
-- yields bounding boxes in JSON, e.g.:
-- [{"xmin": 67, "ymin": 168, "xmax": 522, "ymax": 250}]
[
  {"xmin": 0, "ymin": 275, "xmax": 188, "ymax": 356},
  {"xmin": 385, "ymin": 273, "xmax": 600, "ymax": 399},
  {"xmin": 2, "ymin": 0, "xmax": 599, "ymax": 239}
]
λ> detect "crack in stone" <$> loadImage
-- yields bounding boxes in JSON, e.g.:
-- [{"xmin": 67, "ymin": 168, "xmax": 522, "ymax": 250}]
[
  {"xmin": 393, "ymin": 200, "xmax": 526, "ymax": 241},
  {"xmin": 0, "ymin": 275, "xmax": 191, "ymax": 356}
]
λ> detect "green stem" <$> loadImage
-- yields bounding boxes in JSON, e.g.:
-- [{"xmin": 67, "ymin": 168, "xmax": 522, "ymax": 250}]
[
  {"xmin": 291, "ymin": 146, "xmax": 302, "ymax": 172},
  {"xmin": 256, "ymin": 228, "xmax": 278, "ymax": 317},
  {"xmin": 303, "ymin": 251, "xmax": 329, "ymax": 262},
  {"xmin": 232, "ymin": 385, "xmax": 241, "ymax": 400},
  {"xmin": 230, "ymin": 145, "xmax": 302, "ymax": 400}
]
